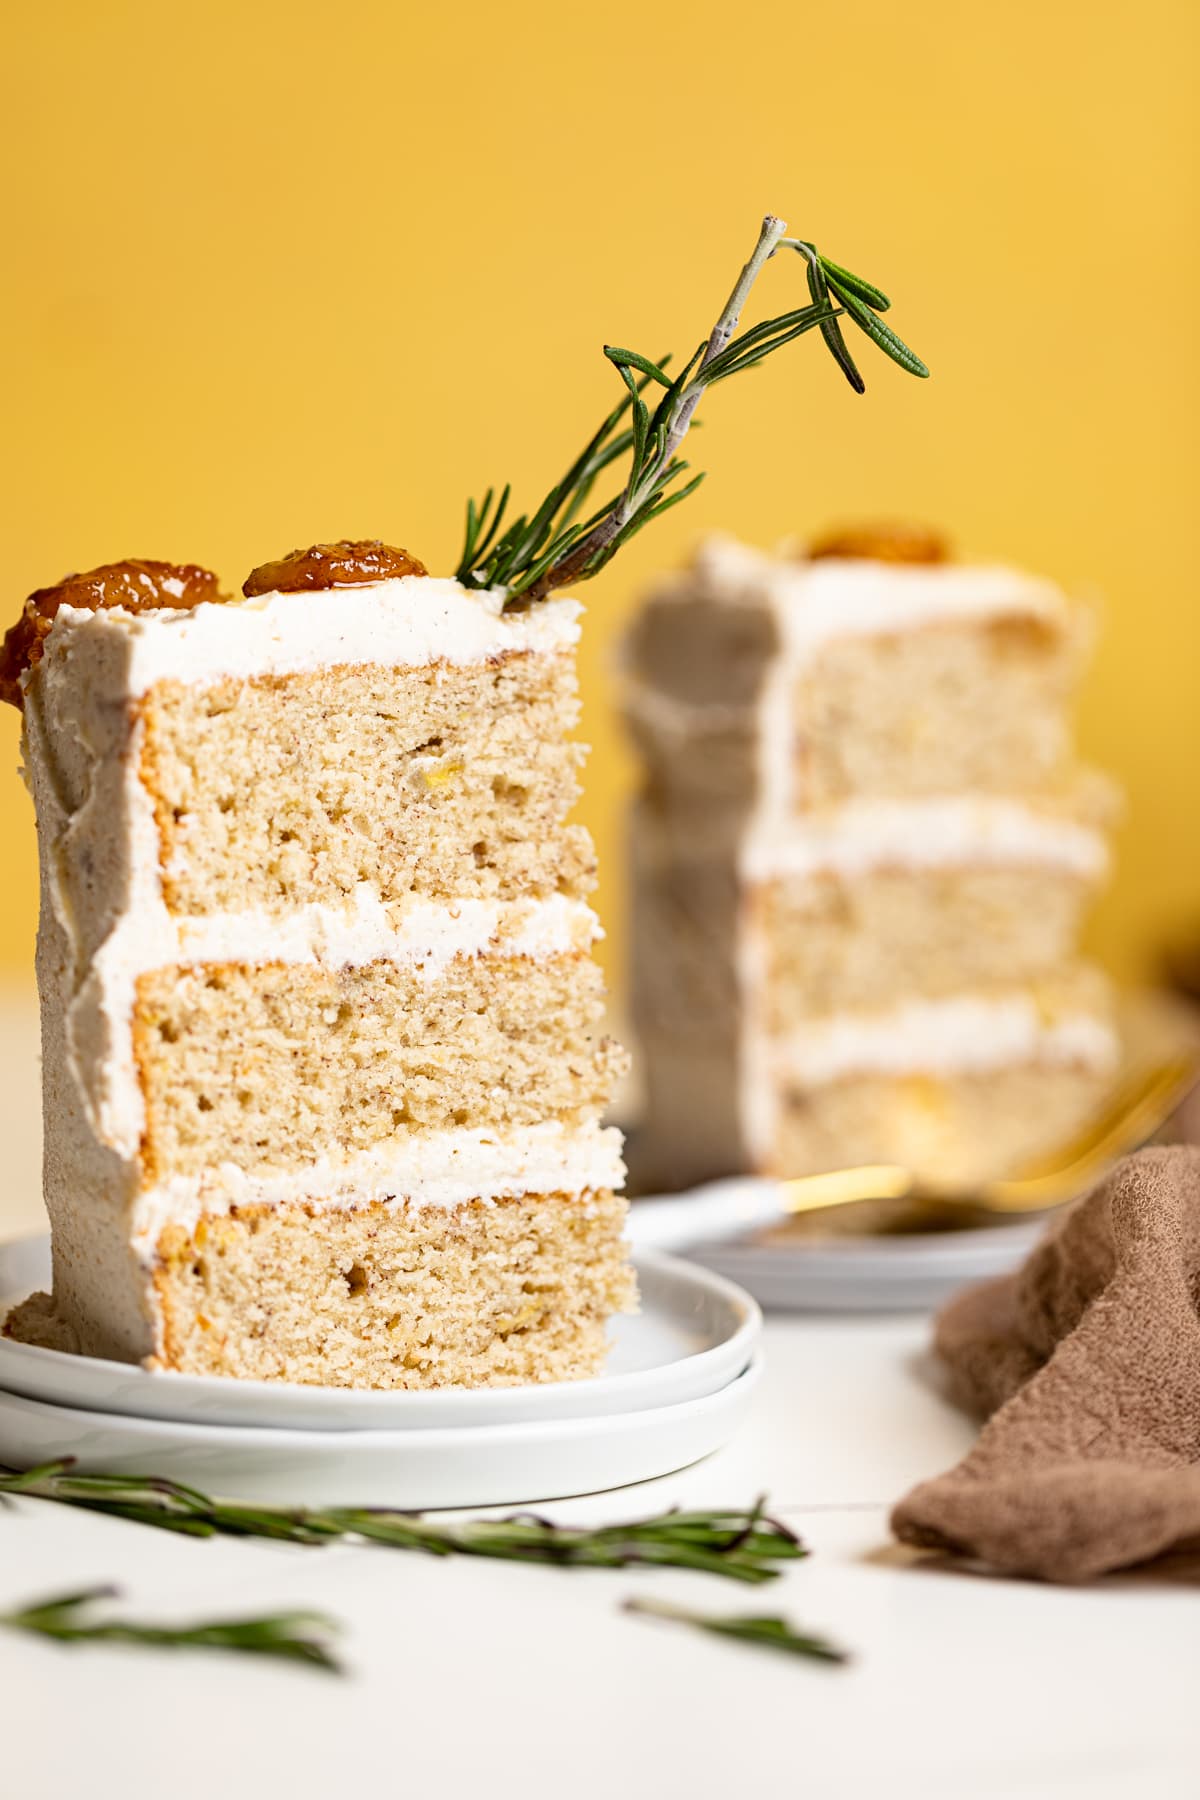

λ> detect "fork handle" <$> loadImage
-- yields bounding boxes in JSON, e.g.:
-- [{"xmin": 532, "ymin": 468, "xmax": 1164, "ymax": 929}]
[{"xmin": 781, "ymin": 1163, "xmax": 916, "ymax": 1216}]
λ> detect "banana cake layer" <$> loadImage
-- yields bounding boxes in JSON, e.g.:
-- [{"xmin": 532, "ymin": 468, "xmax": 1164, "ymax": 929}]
[
  {"xmin": 8, "ymin": 1174, "xmax": 632, "ymax": 1387},
  {"xmin": 134, "ymin": 951, "xmax": 626, "ymax": 1184},
  {"xmin": 33, "ymin": 587, "xmax": 595, "ymax": 925}
]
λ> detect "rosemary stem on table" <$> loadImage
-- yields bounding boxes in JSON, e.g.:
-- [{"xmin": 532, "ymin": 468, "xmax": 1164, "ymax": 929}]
[
  {"xmin": 0, "ymin": 1585, "xmax": 342, "ymax": 1672},
  {"xmin": 625, "ymin": 1596, "xmax": 851, "ymax": 1666},
  {"xmin": 0, "ymin": 1462, "xmax": 805, "ymax": 1583},
  {"xmin": 1, "ymin": 1466, "xmax": 852, "ymax": 1669}
]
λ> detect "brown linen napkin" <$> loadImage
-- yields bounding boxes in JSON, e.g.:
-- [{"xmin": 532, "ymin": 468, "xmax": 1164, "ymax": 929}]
[{"xmin": 891, "ymin": 1146, "xmax": 1200, "ymax": 1581}]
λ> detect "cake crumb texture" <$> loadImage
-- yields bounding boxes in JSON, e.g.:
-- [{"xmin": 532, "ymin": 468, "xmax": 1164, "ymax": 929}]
[
  {"xmin": 791, "ymin": 619, "xmax": 1085, "ymax": 806},
  {"xmin": 134, "ymin": 953, "xmax": 627, "ymax": 1182},
  {"xmin": 146, "ymin": 1190, "xmax": 635, "ymax": 1388},
  {"xmin": 141, "ymin": 654, "xmax": 595, "ymax": 916},
  {"xmin": 3, "ymin": 1289, "xmax": 82, "ymax": 1354},
  {"xmin": 772, "ymin": 1062, "xmax": 1115, "ymax": 1188}
]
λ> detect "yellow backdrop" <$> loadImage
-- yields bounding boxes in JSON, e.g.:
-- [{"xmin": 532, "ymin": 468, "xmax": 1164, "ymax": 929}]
[{"xmin": 3, "ymin": 0, "xmax": 1197, "ymax": 992}]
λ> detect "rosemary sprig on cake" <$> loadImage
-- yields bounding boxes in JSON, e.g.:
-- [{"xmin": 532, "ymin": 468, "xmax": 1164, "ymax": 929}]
[
  {"xmin": 0, "ymin": 1585, "xmax": 341, "ymax": 1672},
  {"xmin": 625, "ymin": 1597, "xmax": 851, "ymax": 1666},
  {"xmin": 456, "ymin": 212, "xmax": 927, "ymax": 606},
  {"xmin": 1, "ymin": 1462, "xmax": 803, "ymax": 1583}
]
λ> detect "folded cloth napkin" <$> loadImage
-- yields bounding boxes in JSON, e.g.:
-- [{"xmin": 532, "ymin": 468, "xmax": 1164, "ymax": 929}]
[{"xmin": 891, "ymin": 1146, "xmax": 1200, "ymax": 1581}]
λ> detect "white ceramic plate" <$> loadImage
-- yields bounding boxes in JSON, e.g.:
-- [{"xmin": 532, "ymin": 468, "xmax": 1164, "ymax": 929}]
[
  {"xmin": 691, "ymin": 1213, "xmax": 1043, "ymax": 1312},
  {"xmin": 625, "ymin": 1174, "xmax": 1043, "ymax": 1312},
  {"xmin": 0, "ymin": 1357, "xmax": 762, "ymax": 1508},
  {"xmin": 0, "ymin": 1236, "xmax": 759, "ymax": 1430}
]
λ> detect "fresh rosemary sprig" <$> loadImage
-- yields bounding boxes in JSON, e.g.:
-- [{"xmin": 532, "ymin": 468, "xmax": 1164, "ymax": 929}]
[
  {"xmin": 0, "ymin": 1462, "xmax": 805, "ymax": 1584},
  {"xmin": 625, "ymin": 1597, "xmax": 850, "ymax": 1666},
  {"xmin": 0, "ymin": 1585, "xmax": 341, "ymax": 1672},
  {"xmin": 456, "ymin": 211, "xmax": 927, "ymax": 607}
]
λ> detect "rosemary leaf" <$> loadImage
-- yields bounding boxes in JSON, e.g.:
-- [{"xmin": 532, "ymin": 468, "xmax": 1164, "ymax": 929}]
[
  {"xmin": 699, "ymin": 305, "xmax": 840, "ymax": 385},
  {"xmin": 824, "ymin": 273, "xmax": 930, "ymax": 377},
  {"xmin": 0, "ymin": 1463, "xmax": 806, "ymax": 1585},
  {"xmin": 625, "ymin": 1597, "xmax": 851, "ymax": 1665},
  {"xmin": 603, "ymin": 346, "xmax": 674, "ymax": 388},
  {"xmin": 456, "ymin": 211, "xmax": 927, "ymax": 604},
  {"xmin": 786, "ymin": 239, "xmax": 865, "ymax": 394},
  {"xmin": 817, "ymin": 254, "xmax": 892, "ymax": 313},
  {"xmin": 0, "ymin": 1586, "xmax": 342, "ymax": 1672}
]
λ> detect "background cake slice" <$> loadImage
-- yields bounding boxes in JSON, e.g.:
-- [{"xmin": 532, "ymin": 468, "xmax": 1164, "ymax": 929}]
[
  {"xmin": 4, "ymin": 545, "xmax": 632, "ymax": 1386},
  {"xmin": 624, "ymin": 527, "xmax": 1120, "ymax": 1192}
]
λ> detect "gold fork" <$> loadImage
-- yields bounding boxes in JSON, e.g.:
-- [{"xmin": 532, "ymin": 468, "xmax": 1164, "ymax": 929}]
[{"xmin": 779, "ymin": 1052, "xmax": 1200, "ymax": 1223}]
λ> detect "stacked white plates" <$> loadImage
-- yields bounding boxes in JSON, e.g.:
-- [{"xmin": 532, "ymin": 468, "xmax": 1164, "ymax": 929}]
[{"xmin": 0, "ymin": 1236, "xmax": 760, "ymax": 1508}]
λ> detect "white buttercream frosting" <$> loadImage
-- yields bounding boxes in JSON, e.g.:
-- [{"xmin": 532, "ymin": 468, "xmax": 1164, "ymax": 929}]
[
  {"xmin": 776, "ymin": 994, "xmax": 1119, "ymax": 1088},
  {"xmin": 47, "ymin": 576, "xmax": 581, "ymax": 696},
  {"xmin": 130, "ymin": 1122, "xmax": 626, "ymax": 1257},
  {"xmin": 741, "ymin": 797, "xmax": 1110, "ymax": 882},
  {"xmin": 169, "ymin": 888, "xmax": 599, "ymax": 969}
]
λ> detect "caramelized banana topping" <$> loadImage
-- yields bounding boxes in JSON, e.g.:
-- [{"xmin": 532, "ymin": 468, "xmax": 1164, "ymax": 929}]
[
  {"xmin": 243, "ymin": 540, "xmax": 428, "ymax": 597},
  {"xmin": 0, "ymin": 559, "xmax": 224, "ymax": 711},
  {"xmin": 806, "ymin": 523, "xmax": 950, "ymax": 565}
]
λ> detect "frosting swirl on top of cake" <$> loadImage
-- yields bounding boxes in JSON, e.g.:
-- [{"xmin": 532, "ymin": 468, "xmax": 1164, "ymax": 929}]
[{"xmin": 0, "ymin": 558, "xmax": 224, "ymax": 709}]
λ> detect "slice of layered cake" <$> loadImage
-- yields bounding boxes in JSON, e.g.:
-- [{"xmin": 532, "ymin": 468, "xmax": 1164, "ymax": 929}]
[
  {"xmin": 2, "ymin": 544, "xmax": 632, "ymax": 1384},
  {"xmin": 625, "ymin": 526, "xmax": 1120, "ymax": 1191}
]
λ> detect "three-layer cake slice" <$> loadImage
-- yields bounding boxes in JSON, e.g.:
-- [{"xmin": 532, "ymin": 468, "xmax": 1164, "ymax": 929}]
[{"xmin": 3, "ymin": 544, "xmax": 633, "ymax": 1385}]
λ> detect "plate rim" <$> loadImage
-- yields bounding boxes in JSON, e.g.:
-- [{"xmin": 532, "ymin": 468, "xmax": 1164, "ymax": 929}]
[{"xmin": 0, "ymin": 1350, "xmax": 764, "ymax": 1452}]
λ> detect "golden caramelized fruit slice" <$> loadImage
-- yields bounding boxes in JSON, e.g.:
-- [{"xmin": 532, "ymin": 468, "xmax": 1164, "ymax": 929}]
[
  {"xmin": 243, "ymin": 540, "xmax": 428, "ymax": 597},
  {"xmin": 0, "ymin": 559, "xmax": 225, "ymax": 710},
  {"xmin": 806, "ymin": 522, "xmax": 950, "ymax": 565}
]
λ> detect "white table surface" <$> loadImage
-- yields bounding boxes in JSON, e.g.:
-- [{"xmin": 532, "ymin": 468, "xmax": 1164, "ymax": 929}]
[{"xmin": 0, "ymin": 989, "xmax": 1195, "ymax": 1800}]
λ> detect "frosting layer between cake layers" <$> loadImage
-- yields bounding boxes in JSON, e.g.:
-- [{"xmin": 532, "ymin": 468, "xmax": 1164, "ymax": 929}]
[
  {"xmin": 132, "ymin": 1121, "xmax": 627, "ymax": 1256},
  {"xmin": 772, "ymin": 991, "xmax": 1119, "ymax": 1089},
  {"xmin": 639, "ymin": 795, "xmax": 1112, "ymax": 882}
]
